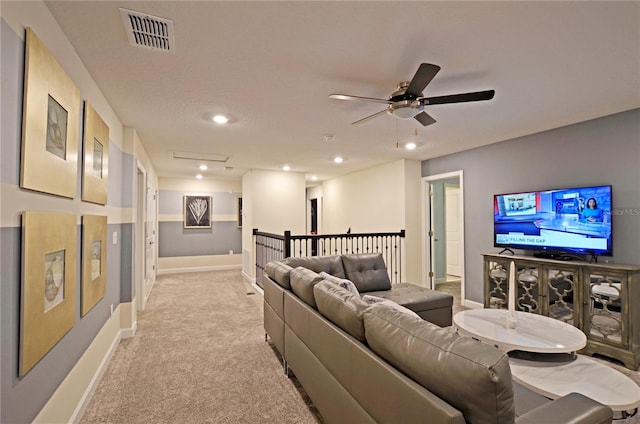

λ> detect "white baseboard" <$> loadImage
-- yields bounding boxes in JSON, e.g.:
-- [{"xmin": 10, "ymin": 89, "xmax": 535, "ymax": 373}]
[
  {"xmin": 462, "ymin": 299, "xmax": 484, "ymax": 309},
  {"xmin": 242, "ymin": 270, "xmax": 255, "ymax": 284},
  {"xmin": 157, "ymin": 264, "xmax": 241, "ymax": 275},
  {"xmin": 121, "ymin": 321, "xmax": 137, "ymax": 339},
  {"xmin": 35, "ymin": 304, "xmax": 136, "ymax": 424},
  {"xmin": 69, "ymin": 328, "xmax": 122, "ymax": 423}
]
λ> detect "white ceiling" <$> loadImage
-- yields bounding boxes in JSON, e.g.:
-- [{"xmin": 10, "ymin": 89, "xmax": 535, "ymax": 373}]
[{"xmin": 45, "ymin": 1, "xmax": 640, "ymax": 183}]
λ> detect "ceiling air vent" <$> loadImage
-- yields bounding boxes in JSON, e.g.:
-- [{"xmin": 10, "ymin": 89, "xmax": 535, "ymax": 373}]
[
  {"xmin": 172, "ymin": 152, "xmax": 229, "ymax": 163},
  {"xmin": 120, "ymin": 8, "xmax": 175, "ymax": 53}
]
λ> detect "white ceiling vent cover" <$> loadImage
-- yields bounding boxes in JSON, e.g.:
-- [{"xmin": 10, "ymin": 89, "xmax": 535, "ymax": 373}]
[{"xmin": 120, "ymin": 8, "xmax": 175, "ymax": 53}]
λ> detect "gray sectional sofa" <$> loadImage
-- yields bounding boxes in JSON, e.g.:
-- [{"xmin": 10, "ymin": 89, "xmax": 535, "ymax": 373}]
[{"xmin": 263, "ymin": 253, "xmax": 612, "ymax": 424}]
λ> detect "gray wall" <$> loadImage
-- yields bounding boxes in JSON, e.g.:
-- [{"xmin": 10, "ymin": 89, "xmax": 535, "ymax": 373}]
[
  {"xmin": 1, "ymin": 19, "xmax": 133, "ymax": 423},
  {"xmin": 422, "ymin": 109, "xmax": 640, "ymax": 303},
  {"xmin": 158, "ymin": 190, "xmax": 241, "ymax": 257}
]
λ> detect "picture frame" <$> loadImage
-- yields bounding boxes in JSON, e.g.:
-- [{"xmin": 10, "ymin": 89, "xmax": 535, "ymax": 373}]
[
  {"xmin": 82, "ymin": 102, "xmax": 109, "ymax": 205},
  {"xmin": 21, "ymin": 211, "xmax": 77, "ymax": 377},
  {"xmin": 184, "ymin": 195, "xmax": 212, "ymax": 228},
  {"xmin": 81, "ymin": 215, "xmax": 107, "ymax": 316},
  {"xmin": 237, "ymin": 197, "xmax": 243, "ymax": 228},
  {"xmin": 20, "ymin": 28, "xmax": 80, "ymax": 199}
]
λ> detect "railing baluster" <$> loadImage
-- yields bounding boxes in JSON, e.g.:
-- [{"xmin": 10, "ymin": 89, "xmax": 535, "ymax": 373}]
[{"xmin": 254, "ymin": 229, "xmax": 405, "ymax": 286}]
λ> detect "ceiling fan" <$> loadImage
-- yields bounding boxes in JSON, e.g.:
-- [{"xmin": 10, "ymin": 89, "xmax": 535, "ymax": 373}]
[{"xmin": 329, "ymin": 63, "xmax": 495, "ymax": 126}]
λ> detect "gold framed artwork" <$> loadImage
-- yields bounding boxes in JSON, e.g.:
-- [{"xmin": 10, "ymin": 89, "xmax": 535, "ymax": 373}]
[
  {"xmin": 21, "ymin": 211, "xmax": 77, "ymax": 377},
  {"xmin": 184, "ymin": 195, "xmax": 212, "ymax": 228},
  {"xmin": 81, "ymin": 215, "xmax": 107, "ymax": 316},
  {"xmin": 21, "ymin": 28, "xmax": 80, "ymax": 199},
  {"xmin": 82, "ymin": 102, "xmax": 109, "ymax": 204}
]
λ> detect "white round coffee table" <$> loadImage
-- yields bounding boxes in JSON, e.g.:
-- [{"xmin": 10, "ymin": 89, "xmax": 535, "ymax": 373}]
[
  {"xmin": 510, "ymin": 355, "xmax": 640, "ymax": 413},
  {"xmin": 453, "ymin": 309, "xmax": 587, "ymax": 353}
]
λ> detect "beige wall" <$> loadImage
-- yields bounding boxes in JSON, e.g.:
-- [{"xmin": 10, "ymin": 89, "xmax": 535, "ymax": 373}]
[
  {"xmin": 323, "ymin": 160, "xmax": 406, "ymax": 233},
  {"xmin": 322, "ymin": 159, "xmax": 422, "ymax": 283},
  {"xmin": 242, "ymin": 169, "xmax": 307, "ymax": 278}
]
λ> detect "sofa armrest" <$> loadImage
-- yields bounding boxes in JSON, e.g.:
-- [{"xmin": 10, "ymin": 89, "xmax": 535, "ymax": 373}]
[{"xmin": 516, "ymin": 393, "xmax": 612, "ymax": 424}]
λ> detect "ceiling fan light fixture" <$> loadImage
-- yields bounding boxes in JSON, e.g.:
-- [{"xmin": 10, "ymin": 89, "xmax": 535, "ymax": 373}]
[{"xmin": 388, "ymin": 101, "xmax": 421, "ymax": 119}]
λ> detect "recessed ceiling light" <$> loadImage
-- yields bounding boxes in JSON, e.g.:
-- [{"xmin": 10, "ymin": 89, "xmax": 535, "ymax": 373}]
[
  {"xmin": 405, "ymin": 142, "xmax": 417, "ymax": 150},
  {"xmin": 311, "ymin": 175, "xmax": 318, "ymax": 181},
  {"xmin": 334, "ymin": 156, "xmax": 343, "ymax": 164},
  {"xmin": 199, "ymin": 164, "xmax": 208, "ymax": 170},
  {"xmin": 196, "ymin": 174, "xmax": 203, "ymax": 179},
  {"xmin": 282, "ymin": 165, "xmax": 291, "ymax": 171},
  {"xmin": 212, "ymin": 114, "xmax": 229, "ymax": 124}
]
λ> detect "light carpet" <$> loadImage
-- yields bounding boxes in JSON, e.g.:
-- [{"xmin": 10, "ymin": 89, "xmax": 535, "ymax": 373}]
[{"xmin": 80, "ymin": 270, "xmax": 321, "ymax": 424}]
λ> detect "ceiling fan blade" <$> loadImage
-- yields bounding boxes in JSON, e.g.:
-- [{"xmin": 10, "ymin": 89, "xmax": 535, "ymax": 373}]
[
  {"xmin": 423, "ymin": 90, "xmax": 495, "ymax": 105},
  {"xmin": 414, "ymin": 111, "xmax": 436, "ymax": 126},
  {"xmin": 405, "ymin": 63, "xmax": 441, "ymax": 97},
  {"xmin": 329, "ymin": 94, "xmax": 391, "ymax": 105},
  {"xmin": 352, "ymin": 109, "xmax": 388, "ymax": 125}
]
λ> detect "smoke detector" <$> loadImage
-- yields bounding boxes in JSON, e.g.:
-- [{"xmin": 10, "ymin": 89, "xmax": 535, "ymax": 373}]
[{"xmin": 120, "ymin": 8, "xmax": 175, "ymax": 53}]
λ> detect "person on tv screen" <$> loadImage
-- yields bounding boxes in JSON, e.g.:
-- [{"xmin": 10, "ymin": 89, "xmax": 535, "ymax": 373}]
[{"xmin": 580, "ymin": 197, "xmax": 603, "ymax": 223}]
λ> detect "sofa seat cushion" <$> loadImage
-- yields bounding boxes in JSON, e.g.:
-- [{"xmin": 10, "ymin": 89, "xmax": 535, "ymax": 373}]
[
  {"xmin": 342, "ymin": 253, "xmax": 392, "ymax": 292},
  {"xmin": 366, "ymin": 283, "xmax": 453, "ymax": 312},
  {"xmin": 313, "ymin": 281, "xmax": 369, "ymax": 342},
  {"xmin": 363, "ymin": 304, "xmax": 515, "ymax": 424},
  {"xmin": 265, "ymin": 261, "xmax": 293, "ymax": 289},
  {"xmin": 284, "ymin": 255, "xmax": 346, "ymax": 278},
  {"xmin": 290, "ymin": 267, "xmax": 325, "ymax": 309}
]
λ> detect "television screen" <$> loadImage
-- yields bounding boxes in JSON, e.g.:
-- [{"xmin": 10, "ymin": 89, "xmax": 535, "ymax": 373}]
[{"xmin": 493, "ymin": 185, "xmax": 612, "ymax": 256}]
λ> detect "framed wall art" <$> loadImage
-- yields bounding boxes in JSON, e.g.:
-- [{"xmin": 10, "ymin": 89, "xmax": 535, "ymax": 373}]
[
  {"xmin": 82, "ymin": 102, "xmax": 109, "ymax": 205},
  {"xmin": 184, "ymin": 195, "xmax": 212, "ymax": 228},
  {"xmin": 237, "ymin": 197, "xmax": 243, "ymax": 228},
  {"xmin": 20, "ymin": 211, "xmax": 77, "ymax": 377},
  {"xmin": 81, "ymin": 215, "xmax": 107, "ymax": 316},
  {"xmin": 20, "ymin": 28, "xmax": 80, "ymax": 199}
]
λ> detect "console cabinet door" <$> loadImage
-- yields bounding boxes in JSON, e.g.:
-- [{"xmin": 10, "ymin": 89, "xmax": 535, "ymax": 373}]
[
  {"xmin": 544, "ymin": 266, "xmax": 581, "ymax": 327},
  {"xmin": 584, "ymin": 271, "xmax": 627, "ymax": 348}
]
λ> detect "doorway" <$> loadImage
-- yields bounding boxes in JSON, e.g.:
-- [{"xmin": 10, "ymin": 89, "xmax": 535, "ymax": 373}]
[
  {"xmin": 136, "ymin": 163, "xmax": 157, "ymax": 311},
  {"xmin": 422, "ymin": 171, "xmax": 465, "ymax": 305}
]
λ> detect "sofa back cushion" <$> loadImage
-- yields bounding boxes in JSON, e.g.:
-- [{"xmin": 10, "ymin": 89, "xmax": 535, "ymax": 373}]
[
  {"xmin": 313, "ymin": 281, "xmax": 369, "ymax": 342},
  {"xmin": 341, "ymin": 253, "xmax": 392, "ymax": 292},
  {"xmin": 265, "ymin": 261, "xmax": 293, "ymax": 290},
  {"xmin": 289, "ymin": 267, "xmax": 325, "ymax": 309},
  {"xmin": 319, "ymin": 272, "xmax": 360, "ymax": 296},
  {"xmin": 363, "ymin": 304, "xmax": 515, "ymax": 424},
  {"xmin": 284, "ymin": 255, "xmax": 346, "ymax": 278}
]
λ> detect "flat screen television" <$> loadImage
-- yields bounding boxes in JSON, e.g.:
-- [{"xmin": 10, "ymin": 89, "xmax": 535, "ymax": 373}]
[{"xmin": 493, "ymin": 185, "xmax": 612, "ymax": 256}]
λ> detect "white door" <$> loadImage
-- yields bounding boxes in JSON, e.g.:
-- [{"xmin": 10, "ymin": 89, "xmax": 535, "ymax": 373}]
[{"xmin": 445, "ymin": 185, "xmax": 462, "ymax": 277}]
